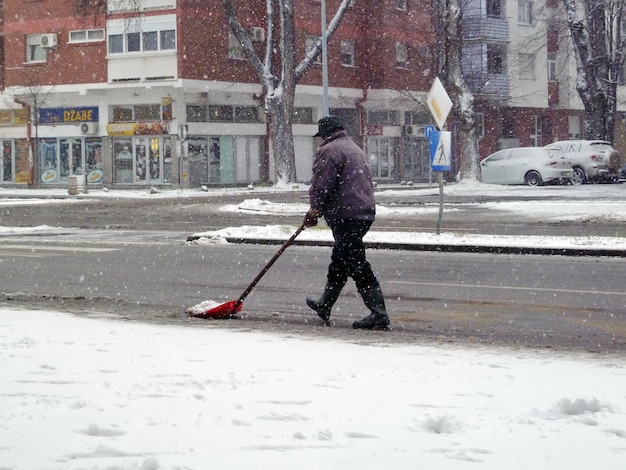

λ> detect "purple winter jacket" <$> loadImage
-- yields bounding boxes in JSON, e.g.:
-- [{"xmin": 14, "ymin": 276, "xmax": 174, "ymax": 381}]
[{"xmin": 309, "ymin": 130, "xmax": 376, "ymax": 224}]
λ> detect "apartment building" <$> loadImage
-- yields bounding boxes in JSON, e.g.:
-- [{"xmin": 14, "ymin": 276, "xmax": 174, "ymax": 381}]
[
  {"xmin": 0, "ymin": 0, "xmax": 436, "ymax": 188},
  {"xmin": 1, "ymin": 0, "xmax": 617, "ymax": 189},
  {"xmin": 464, "ymin": 0, "xmax": 626, "ymax": 158}
]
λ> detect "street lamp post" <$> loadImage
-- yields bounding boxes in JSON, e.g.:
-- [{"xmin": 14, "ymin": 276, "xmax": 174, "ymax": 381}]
[{"xmin": 321, "ymin": 0, "xmax": 329, "ymax": 116}]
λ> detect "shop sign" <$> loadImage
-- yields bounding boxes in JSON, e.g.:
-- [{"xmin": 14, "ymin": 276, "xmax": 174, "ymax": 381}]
[
  {"xmin": 365, "ymin": 124, "xmax": 383, "ymax": 136},
  {"xmin": 13, "ymin": 109, "xmax": 29, "ymax": 126},
  {"xmin": 107, "ymin": 121, "xmax": 169, "ymax": 136},
  {"xmin": 0, "ymin": 110, "xmax": 14, "ymax": 126},
  {"xmin": 0, "ymin": 108, "xmax": 28, "ymax": 127},
  {"xmin": 39, "ymin": 106, "xmax": 99, "ymax": 125}
]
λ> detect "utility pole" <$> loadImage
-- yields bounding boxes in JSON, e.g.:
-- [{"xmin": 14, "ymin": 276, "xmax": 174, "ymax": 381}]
[{"xmin": 321, "ymin": 0, "xmax": 329, "ymax": 116}]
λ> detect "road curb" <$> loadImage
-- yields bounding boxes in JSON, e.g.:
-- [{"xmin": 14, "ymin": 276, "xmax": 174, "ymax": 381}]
[{"xmin": 186, "ymin": 235, "xmax": 626, "ymax": 257}]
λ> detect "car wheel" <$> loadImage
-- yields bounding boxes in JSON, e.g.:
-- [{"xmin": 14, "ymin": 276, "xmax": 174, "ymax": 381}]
[
  {"xmin": 524, "ymin": 170, "xmax": 543, "ymax": 186},
  {"xmin": 571, "ymin": 167, "xmax": 587, "ymax": 185}
]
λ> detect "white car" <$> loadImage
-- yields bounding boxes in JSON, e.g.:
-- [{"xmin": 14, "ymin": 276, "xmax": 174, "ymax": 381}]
[
  {"xmin": 480, "ymin": 147, "xmax": 573, "ymax": 186},
  {"xmin": 543, "ymin": 140, "xmax": 622, "ymax": 184}
]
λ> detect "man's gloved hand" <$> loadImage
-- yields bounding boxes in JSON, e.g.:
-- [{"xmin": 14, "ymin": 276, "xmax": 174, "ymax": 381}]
[{"xmin": 303, "ymin": 208, "xmax": 321, "ymax": 227}]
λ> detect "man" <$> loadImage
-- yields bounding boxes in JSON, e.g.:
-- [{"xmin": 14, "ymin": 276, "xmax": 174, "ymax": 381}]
[{"xmin": 304, "ymin": 115, "xmax": 390, "ymax": 330}]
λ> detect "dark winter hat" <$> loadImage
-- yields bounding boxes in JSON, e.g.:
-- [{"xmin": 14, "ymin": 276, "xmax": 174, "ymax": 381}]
[{"xmin": 314, "ymin": 115, "xmax": 344, "ymax": 137}]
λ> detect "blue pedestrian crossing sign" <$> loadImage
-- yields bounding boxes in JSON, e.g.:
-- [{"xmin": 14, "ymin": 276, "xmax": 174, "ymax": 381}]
[{"xmin": 429, "ymin": 130, "xmax": 451, "ymax": 172}]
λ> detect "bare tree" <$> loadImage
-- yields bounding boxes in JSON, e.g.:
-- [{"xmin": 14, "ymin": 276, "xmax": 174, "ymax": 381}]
[
  {"xmin": 431, "ymin": 0, "xmax": 481, "ymax": 181},
  {"xmin": 561, "ymin": 0, "xmax": 626, "ymax": 141},
  {"xmin": 11, "ymin": 83, "xmax": 55, "ymax": 187},
  {"xmin": 222, "ymin": 0, "xmax": 351, "ymax": 184}
]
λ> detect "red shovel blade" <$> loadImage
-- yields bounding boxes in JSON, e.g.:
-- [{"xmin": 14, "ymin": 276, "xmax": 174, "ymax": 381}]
[{"xmin": 189, "ymin": 300, "xmax": 243, "ymax": 319}]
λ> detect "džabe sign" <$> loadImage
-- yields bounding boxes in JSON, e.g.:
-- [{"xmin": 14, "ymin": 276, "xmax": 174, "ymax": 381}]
[{"xmin": 38, "ymin": 106, "xmax": 99, "ymax": 124}]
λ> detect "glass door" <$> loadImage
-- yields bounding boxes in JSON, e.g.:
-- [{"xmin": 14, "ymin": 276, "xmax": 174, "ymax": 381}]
[
  {"xmin": 114, "ymin": 138, "xmax": 133, "ymax": 183},
  {"xmin": 404, "ymin": 138, "xmax": 430, "ymax": 182},
  {"xmin": 187, "ymin": 138, "xmax": 209, "ymax": 187},
  {"xmin": 366, "ymin": 137, "xmax": 394, "ymax": 179},
  {"xmin": 60, "ymin": 139, "xmax": 83, "ymax": 180},
  {"xmin": 148, "ymin": 137, "xmax": 162, "ymax": 183}
]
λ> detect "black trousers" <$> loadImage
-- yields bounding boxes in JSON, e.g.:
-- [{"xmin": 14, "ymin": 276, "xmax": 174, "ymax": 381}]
[{"xmin": 326, "ymin": 218, "xmax": 380, "ymax": 294}]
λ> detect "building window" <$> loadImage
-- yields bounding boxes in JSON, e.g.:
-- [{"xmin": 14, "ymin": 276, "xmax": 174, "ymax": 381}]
[
  {"xmin": 568, "ymin": 115, "xmax": 581, "ymax": 139},
  {"xmin": 530, "ymin": 116, "xmax": 542, "ymax": 147},
  {"xmin": 341, "ymin": 39, "xmax": 355, "ymax": 66},
  {"xmin": 234, "ymin": 106, "xmax": 259, "ymax": 123},
  {"xmin": 367, "ymin": 138, "xmax": 394, "ymax": 179},
  {"xmin": 69, "ymin": 29, "xmax": 105, "ymax": 43},
  {"xmin": 228, "ymin": 31, "xmax": 245, "ymax": 60},
  {"xmin": 135, "ymin": 104, "xmax": 161, "ymax": 121},
  {"xmin": 111, "ymin": 104, "xmax": 162, "ymax": 122},
  {"xmin": 519, "ymin": 53, "xmax": 535, "ymax": 79},
  {"xmin": 161, "ymin": 30, "xmax": 176, "ymax": 50},
  {"xmin": 405, "ymin": 110, "xmax": 432, "ymax": 125},
  {"xmin": 25, "ymin": 35, "xmax": 47, "ymax": 63},
  {"xmin": 127, "ymin": 32, "xmax": 141, "ymax": 52},
  {"xmin": 486, "ymin": 0, "xmax": 502, "ymax": 17},
  {"xmin": 187, "ymin": 105, "xmax": 259, "ymax": 123},
  {"xmin": 487, "ymin": 44, "xmax": 505, "ymax": 74},
  {"xmin": 518, "ymin": 1, "xmax": 533, "ymax": 25},
  {"xmin": 187, "ymin": 105, "xmax": 207, "ymax": 122},
  {"xmin": 396, "ymin": 42, "xmax": 409, "ymax": 68},
  {"xmin": 107, "ymin": 15, "xmax": 176, "ymax": 55},
  {"xmin": 143, "ymin": 31, "xmax": 158, "ymax": 51},
  {"xmin": 108, "ymin": 34, "xmax": 124, "ymax": 54},
  {"xmin": 367, "ymin": 110, "xmax": 399, "ymax": 126},
  {"xmin": 547, "ymin": 53, "xmax": 557, "ymax": 81},
  {"xmin": 396, "ymin": 0, "xmax": 407, "ymax": 11},
  {"xmin": 291, "ymin": 108, "xmax": 314, "ymax": 124}
]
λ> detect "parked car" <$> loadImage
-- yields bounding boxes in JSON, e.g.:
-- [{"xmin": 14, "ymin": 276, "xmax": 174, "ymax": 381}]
[
  {"xmin": 480, "ymin": 147, "xmax": 573, "ymax": 186},
  {"xmin": 543, "ymin": 140, "xmax": 622, "ymax": 184}
]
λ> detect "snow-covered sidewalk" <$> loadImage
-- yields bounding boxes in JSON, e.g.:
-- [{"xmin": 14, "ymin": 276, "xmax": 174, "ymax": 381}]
[{"xmin": 1, "ymin": 308, "xmax": 625, "ymax": 469}]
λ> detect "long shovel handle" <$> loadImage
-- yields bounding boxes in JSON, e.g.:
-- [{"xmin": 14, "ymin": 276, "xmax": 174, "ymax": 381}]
[{"xmin": 235, "ymin": 222, "xmax": 307, "ymax": 307}]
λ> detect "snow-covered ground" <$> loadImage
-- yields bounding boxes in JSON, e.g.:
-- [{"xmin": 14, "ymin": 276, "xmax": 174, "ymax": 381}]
[
  {"xmin": 1, "ymin": 182, "xmax": 626, "ymax": 468},
  {"xmin": 3, "ymin": 181, "xmax": 626, "ymax": 250},
  {"xmin": 1, "ymin": 308, "xmax": 625, "ymax": 469}
]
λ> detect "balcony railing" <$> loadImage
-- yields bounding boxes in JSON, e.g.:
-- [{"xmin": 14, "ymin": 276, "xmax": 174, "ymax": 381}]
[
  {"xmin": 463, "ymin": 15, "xmax": 509, "ymax": 42},
  {"xmin": 464, "ymin": 72, "xmax": 510, "ymax": 96}
]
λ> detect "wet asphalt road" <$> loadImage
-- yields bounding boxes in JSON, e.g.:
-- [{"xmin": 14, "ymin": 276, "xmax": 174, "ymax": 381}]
[{"xmin": 1, "ymin": 185, "xmax": 625, "ymax": 354}]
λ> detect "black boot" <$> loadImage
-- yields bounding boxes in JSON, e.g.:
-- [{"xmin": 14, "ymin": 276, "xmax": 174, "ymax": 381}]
[
  {"xmin": 306, "ymin": 283, "xmax": 342, "ymax": 326},
  {"xmin": 353, "ymin": 285, "xmax": 390, "ymax": 330}
]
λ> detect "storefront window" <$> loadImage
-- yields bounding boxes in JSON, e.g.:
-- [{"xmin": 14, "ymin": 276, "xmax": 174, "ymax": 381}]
[
  {"xmin": 185, "ymin": 135, "xmax": 236, "ymax": 185},
  {"xmin": 1, "ymin": 141, "xmax": 14, "ymax": 182},
  {"xmin": 40, "ymin": 139, "xmax": 58, "ymax": 183},
  {"xmin": 39, "ymin": 137, "xmax": 103, "ymax": 185},
  {"xmin": 85, "ymin": 139, "xmax": 103, "ymax": 184},
  {"xmin": 367, "ymin": 137, "xmax": 395, "ymax": 179},
  {"xmin": 114, "ymin": 136, "xmax": 166, "ymax": 185}
]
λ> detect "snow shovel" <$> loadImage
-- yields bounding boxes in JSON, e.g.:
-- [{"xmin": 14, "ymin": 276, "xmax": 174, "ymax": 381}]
[{"xmin": 190, "ymin": 222, "xmax": 307, "ymax": 319}]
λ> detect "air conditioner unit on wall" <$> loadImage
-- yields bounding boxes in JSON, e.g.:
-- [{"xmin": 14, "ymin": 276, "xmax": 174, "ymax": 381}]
[
  {"xmin": 40, "ymin": 33, "xmax": 58, "ymax": 48},
  {"xmin": 250, "ymin": 27, "xmax": 265, "ymax": 42},
  {"xmin": 80, "ymin": 122, "xmax": 98, "ymax": 135}
]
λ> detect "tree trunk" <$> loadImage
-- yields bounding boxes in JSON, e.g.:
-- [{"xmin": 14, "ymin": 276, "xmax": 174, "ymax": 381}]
[
  {"xmin": 437, "ymin": 0, "xmax": 481, "ymax": 181},
  {"xmin": 562, "ymin": 0, "xmax": 624, "ymax": 143},
  {"xmin": 222, "ymin": 0, "xmax": 350, "ymax": 184},
  {"xmin": 266, "ymin": 94, "xmax": 297, "ymax": 184}
]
